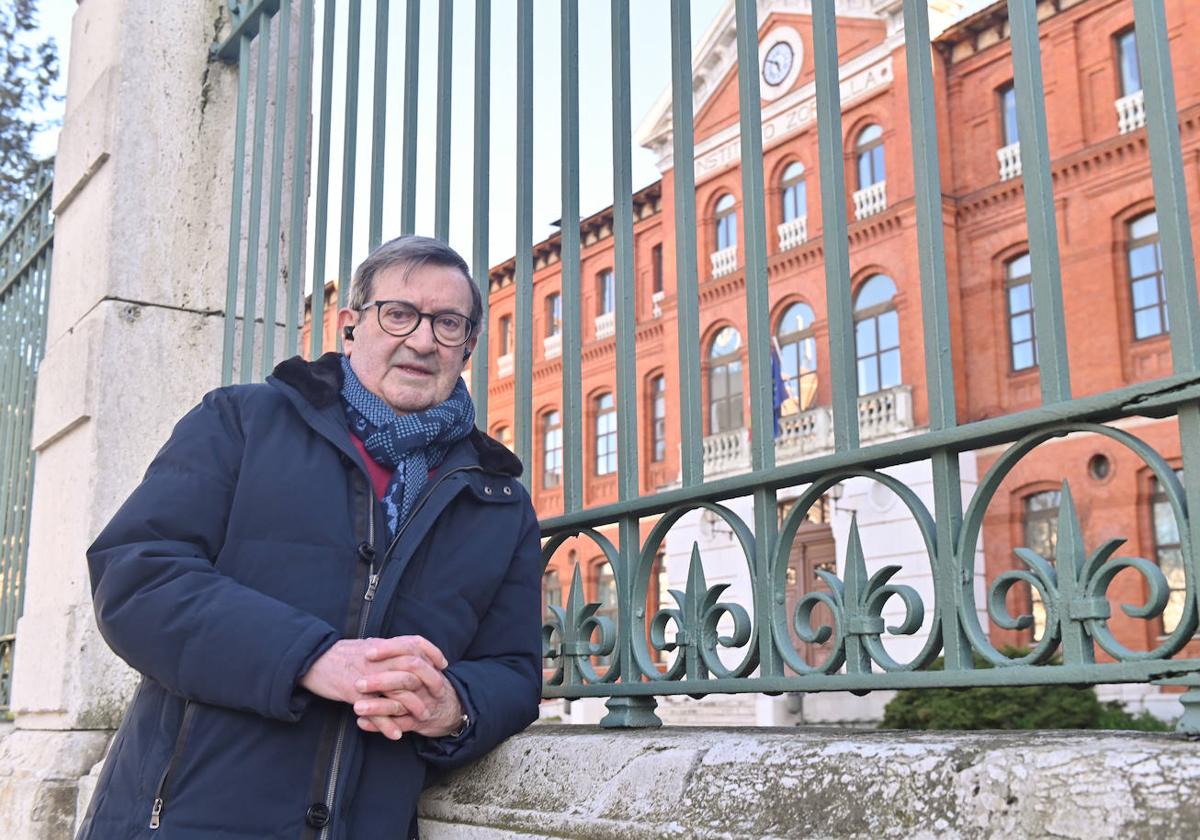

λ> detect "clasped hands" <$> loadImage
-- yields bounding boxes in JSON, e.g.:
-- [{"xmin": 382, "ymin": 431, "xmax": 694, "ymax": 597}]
[{"xmin": 300, "ymin": 636, "xmax": 463, "ymax": 741}]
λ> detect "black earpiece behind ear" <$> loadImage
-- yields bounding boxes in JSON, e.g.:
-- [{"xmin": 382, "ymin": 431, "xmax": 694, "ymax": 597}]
[
  {"xmin": 462, "ymin": 348, "xmax": 472, "ymax": 361},
  {"xmin": 343, "ymin": 326, "xmax": 355, "ymax": 342}
]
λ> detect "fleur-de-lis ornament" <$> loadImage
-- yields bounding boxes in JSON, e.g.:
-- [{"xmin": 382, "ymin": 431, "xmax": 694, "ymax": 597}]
[{"xmin": 542, "ymin": 564, "xmax": 617, "ymax": 686}]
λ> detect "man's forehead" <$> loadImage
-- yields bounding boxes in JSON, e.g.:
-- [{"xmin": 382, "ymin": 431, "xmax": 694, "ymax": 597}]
[{"xmin": 373, "ymin": 261, "xmax": 473, "ymax": 311}]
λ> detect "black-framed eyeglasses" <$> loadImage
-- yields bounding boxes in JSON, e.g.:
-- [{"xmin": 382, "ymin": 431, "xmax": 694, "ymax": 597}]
[{"xmin": 360, "ymin": 300, "xmax": 476, "ymax": 347}]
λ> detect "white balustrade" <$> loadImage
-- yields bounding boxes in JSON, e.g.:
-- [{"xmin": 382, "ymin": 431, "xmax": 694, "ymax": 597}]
[
  {"xmin": 997, "ymin": 142, "xmax": 1022, "ymax": 182},
  {"xmin": 651, "ymin": 290, "xmax": 665, "ymax": 318},
  {"xmin": 776, "ymin": 216, "xmax": 808, "ymax": 251},
  {"xmin": 543, "ymin": 333, "xmax": 561, "ymax": 359},
  {"xmin": 594, "ymin": 311, "xmax": 615, "ymax": 340},
  {"xmin": 710, "ymin": 246, "xmax": 738, "ymax": 278},
  {"xmin": 858, "ymin": 384, "xmax": 915, "ymax": 441},
  {"xmin": 852, "ymin": 181, "xmax": 887, "ymax": 220},
  {"xmin": 497, "ymin": 353, "xmax": 514, "ymax": 378},
  {"xmin": 1116, "ymin": 89, "xmax": 1145, "ymax": 135},
  {"xmin": 701, "ymin": 427, "xmax": 751, "ymax": 477}
]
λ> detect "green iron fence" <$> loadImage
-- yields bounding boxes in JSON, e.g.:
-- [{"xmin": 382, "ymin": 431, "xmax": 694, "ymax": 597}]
[
  {"xmin": 0, "ymin": 161, "xmax": 53, "ymax": 711},
  {"xmin": 214, "ymin": 1, "xmax": 1200, "ymax": 730}
]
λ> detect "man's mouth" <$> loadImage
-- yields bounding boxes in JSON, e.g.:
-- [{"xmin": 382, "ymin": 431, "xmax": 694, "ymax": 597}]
[{"xmin": 393, "ymin": 363, "xmax": 433, "ymax": 376}]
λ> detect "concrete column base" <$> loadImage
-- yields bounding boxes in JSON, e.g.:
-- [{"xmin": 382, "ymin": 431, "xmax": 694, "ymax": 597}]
[{"xmin": 0, "ymin": 726, "xmax": 112, "ymax": 840}]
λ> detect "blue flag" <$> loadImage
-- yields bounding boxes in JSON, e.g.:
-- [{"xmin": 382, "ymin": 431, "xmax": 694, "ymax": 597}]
[{"xmin": 771, "ymin": 345, "xmax": 787, "ymax": 437}]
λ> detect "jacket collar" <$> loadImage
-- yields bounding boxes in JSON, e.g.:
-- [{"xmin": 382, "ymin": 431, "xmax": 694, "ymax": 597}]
[{"xmin": 269, "ymin": 353, "xmax": 524, "ymax": 479}]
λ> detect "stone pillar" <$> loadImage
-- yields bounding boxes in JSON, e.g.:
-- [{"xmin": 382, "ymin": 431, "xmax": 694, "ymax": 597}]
[{"xmin": 0, "ymin": 1, "xmax": 240, "ymax": 836}]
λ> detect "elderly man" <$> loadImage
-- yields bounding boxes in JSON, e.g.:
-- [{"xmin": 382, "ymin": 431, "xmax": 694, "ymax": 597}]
[{"xmin": 78, "ymin": 236, "xmax": 542, "ymax": 839}]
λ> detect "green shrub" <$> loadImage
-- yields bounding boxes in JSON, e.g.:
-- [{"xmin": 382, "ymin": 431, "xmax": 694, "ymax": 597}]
[{"xmin": 879, "ymin": 649, "xmax": 1172, "ymax": 732}]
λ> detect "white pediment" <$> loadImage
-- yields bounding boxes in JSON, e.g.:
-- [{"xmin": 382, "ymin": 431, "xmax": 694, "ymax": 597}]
[{"xmin": 634, "ymin": 0, "xmax": 969, "ymax": 169}]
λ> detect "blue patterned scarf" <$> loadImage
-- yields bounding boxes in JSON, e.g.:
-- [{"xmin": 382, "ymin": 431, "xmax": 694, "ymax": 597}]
[{"xmin": 340, "ymin": 355, "xmax": 476, "ymax": 537}]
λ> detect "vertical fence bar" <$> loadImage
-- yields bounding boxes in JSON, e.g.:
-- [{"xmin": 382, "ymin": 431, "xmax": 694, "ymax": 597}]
[
  {"xmin": 262, "ymin": 1, "xmax": 292, "ymax": 378},
  {"xmin": 309, "ymin": 0, "xmax": 337, "ymax": 358},
  {"xmin": 903, "ymin": 0, "xmax": 970, "ymax": 672},
  {"xmin": 368, "ymin": 0, "xmax": 390, "ymax": 250},
  {"xmin": 733, "ymin": 0, "xmax": 780, "ymax": 679},
  {"xmin": 337, "ymin": 0, "xmax": 363, "ymax": 310},
  {"xmin": 513, "ymin": 0, "xmax": 534, "ymax": 484},
  {"xmin": 0, "ymin": 280, "xmax": 24, "ymax": 639},
  {"xmin": 434, "ymin": 0, "xmax": 454, "ymax": 240},
  {"xmin": 611, "ymin": 0, "xmax": 639, "ymax": 503},
  {"xmin": 223, "ymin": 34, "xmax": 252, "ymax": 383},
  {"xmin": 400, "ymin": 0, "xmax": 421, "ymax": 236},
  {"xmin": 810, "ymin": 2, "xmax": 859, "ymax": 451},
  {"xmin": 670, "ymin": 0, "xmax": 703, "ymax": 487},
  {"xmin": 286, "ymin": 0, "xmax": 314, "ymax": 359},
  {"xmin": 470, "ymin": 0, "xmax": 492, "ymax": 428},
  {"xmin": 1007, "ymin": 0, "xmax": 1071, "ymax": 404},
  {"xmin": 241, "ymin": 21, "xmax": 274, "ymax": 383},
  {"xmin": 560, "ymin": 0, "xmax": 584, "ymax": 511}
]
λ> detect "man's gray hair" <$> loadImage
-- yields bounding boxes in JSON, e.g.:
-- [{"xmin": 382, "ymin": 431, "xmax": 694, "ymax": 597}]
[{"xmin": 348, "ymin": 235, "xmax": 483, "ymax": 325}]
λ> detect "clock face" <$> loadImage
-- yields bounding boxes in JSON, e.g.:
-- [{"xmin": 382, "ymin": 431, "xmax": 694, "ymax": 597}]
[{"xmin": 762, "ymin": 41, "xmax": 794, "ymax": 87}]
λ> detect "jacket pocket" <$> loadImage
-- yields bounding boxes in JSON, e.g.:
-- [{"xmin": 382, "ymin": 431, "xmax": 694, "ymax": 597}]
[{"xmin": 148, "ymin": 700, "xmax": 196, "ymax": 830}]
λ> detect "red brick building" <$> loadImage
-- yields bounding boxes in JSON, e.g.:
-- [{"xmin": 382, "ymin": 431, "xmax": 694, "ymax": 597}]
[{"xmin": 479, "ymin": 0, "xmax": 1200, "ymax": 704}]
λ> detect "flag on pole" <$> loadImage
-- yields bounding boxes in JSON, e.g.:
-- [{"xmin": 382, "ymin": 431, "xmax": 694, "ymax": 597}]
[{"xmin": 770, "ymin": 340, "xmax": 787, "ymax": 437}]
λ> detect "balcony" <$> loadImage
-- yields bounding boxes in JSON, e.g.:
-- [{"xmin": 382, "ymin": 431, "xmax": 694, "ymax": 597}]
[
  {"xmin": 777, "ymin": 216, "xmax": 808, "ymax": 251},
  {"xmin": 497, "ymin": 353, "xmax": 513, "ymax": 378},
  {"xmin": 700, "ymin": 385, "xmax": 915, "ymax": 477},
  {"xmin": 997, "ymin": 142, "xmax": 1021, "ymax": 182},
  {"xmin": 1116, "ymin": 89, "xmax": 1145, "ymax": 135},
  {"xmin": 544, "ymin": 333, "xmax": 562, "ymax": 359},
  {"xmin": 594, "ymin": 311, "xmax": 615, "ymax": 340},
  {"xmin": 710, "ymin": 246, "xmax": 738, "ymax": 279},
  {"xmin": 852, "ymin": 181, "xmax": 886, "ymax": 220},
  {"xmin": 651, "ymin": 290, "xmax": 665, "ymax": 319}
]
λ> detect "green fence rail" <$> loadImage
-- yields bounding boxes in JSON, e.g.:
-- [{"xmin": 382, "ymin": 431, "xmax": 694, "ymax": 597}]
[
  {"xmin": 216, "ymin": 0, "xmax": 1200, "ymax": 730},
  {"xmin": 0, "ymin": 161, "xmax": 53, "ymax": 711}
]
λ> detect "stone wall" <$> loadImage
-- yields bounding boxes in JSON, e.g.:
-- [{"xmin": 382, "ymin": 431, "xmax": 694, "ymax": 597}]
[{"xmin": 418, "ymin": 725, "xmax": 1200, "ymax": 839}]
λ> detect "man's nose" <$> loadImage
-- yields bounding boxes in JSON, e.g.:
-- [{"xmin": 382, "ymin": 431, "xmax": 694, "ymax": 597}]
[{"xmin": 403, "ymin": 317, "xmax": 438, "ymax": 353}]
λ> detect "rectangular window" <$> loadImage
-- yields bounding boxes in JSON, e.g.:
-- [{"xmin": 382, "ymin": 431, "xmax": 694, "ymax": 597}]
[
  {"xmin": 1117, "ymin": 30, "xmax": 1141, "ymax": 96},
  {"xmin": 1023, "ymin": 489, "xmax": 1060, "ymax": 642},
  {"xmin": 650, "ymin": 375, "xmax": 666, "ymax": 462},
  {"xmin": 999, "ymin": 83, "xmax": 1018, "ymax": 146},
  {"xmin": 1129, "ymin": 212, "xmax": 1167, "ymax": 340},
  {"xmin": 498, "ymin": 314, "xmax": 512, "ymax": 355},
  {"xmin": 651, "ymin": 244, "xmax": 664, "ymax": 295},
  {"xmin": 1006, "ymin": 253, "xmax": 1038, "ymax": 371},
  {"xmin": 598, "ymin": 270, "xmax": 615, "ymax": 315},
  {"xmin": 545, "ymin": 292, "xmax": 562, "ymax": 338},
  {"xmin": 542, "ymin": 410, "xmax": 563, "ymax": 489},
  {"xmin": 595, "ymin": 393, "xmax": 618, "ymax": 475},
  {"xmin": 593, "ymin": 561, "xmax": 618, "ymax": 666}
]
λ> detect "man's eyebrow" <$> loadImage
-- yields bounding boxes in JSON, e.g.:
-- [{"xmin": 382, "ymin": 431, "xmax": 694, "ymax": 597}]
[{"xmin": 380, "ymin": 298, "xmax": 470, "ymax": 317}]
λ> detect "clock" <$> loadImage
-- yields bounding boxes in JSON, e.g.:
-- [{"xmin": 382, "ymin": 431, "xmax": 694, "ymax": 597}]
[{"xmin": 762, "ymin": 41, "xmax": 794, "ymax": 87}]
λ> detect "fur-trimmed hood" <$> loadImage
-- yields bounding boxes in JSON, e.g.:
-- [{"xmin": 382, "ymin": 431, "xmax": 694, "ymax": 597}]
[{"xmin": 271, "ymin": 352, "xmax": 523, "ymax": 478}]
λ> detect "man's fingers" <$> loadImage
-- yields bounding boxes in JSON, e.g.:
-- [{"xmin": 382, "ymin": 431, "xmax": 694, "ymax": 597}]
[
  {"xmin": 363, "ymin": 635, "xmax": 448, "ymax": 669},
  {"xmin": 353, "ymin": 670, "xmax": 423, "ymax": 695},
  {"xmin": 360, "ymin": 655, "xmax": 446, "ymax": 695},
  {"xmin": 358, "ymin": 714, "xmax": 408, "ymax": 740},
  {"xmin": 355, "ymin": 692, "xmax": 430, "ymax": 721}
]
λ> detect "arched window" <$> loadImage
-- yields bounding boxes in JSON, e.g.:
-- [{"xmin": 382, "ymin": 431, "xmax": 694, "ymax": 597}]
[
  {"xmin": 776, "ymin": 302, "xmax": 818, "ymax": 413},
  {"xmin": 542, "ymin": 410, "xmax": 563, "ymax": 488},
  {"xmin": 715, "ymin": 193, "xmax": 737, "ymax": 251},
  {"xmin": 1005, "ymin": 253, "xmax": 1037, "ymax": 371},
  {"xmin": 594, "ymin": 393, "xmax": 617, "ymax": 475},
  {"xmin": 853, "ymin": 275, "xmax": 900, "ymax": 396},
  {"xmin": 1151, "ymin": 469, "xmax": 1186, "ymax": 634},
  {"xmin": 781, "ymin": 162, "xmax": 807, "ymax": 223},
  {"xmin": 593, "ymin": 560, "xmax": 618, "ymax": 666},
  {"xmin": 542, "ymin": 569, "xmax": 562, "ymax": 616},
  {"xmin": 708, "ymin": 326, "xmax": 744, "ymax": 434},
  {"xmin": 648, "ymin": 374, "xmax": 667, "ymax": 462},
  {"xmin": 855, "ymin": 124, "xmax": 885, "ymax": 189},
  {"xmin": 1128, "ymin": 211, "xmax": 1167, "ymax": 339}
]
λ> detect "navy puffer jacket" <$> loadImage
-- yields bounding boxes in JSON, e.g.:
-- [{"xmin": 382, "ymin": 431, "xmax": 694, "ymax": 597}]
[{"xmin": 78, "ymin": 353, "xmax": 543, "ymax": 840}]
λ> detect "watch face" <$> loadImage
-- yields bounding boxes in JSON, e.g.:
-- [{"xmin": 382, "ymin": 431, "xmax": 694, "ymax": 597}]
[{"xmin": 762, "ymin": 42, "xmax": 794, "ymax": 87}]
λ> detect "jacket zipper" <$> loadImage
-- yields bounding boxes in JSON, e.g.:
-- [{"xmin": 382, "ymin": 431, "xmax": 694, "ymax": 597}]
[
  {"xmin": 148, "ymin": 701, "xmax": 196, "ymax": 829},
  {"xmin": 317, "ymin": 466, "xmax": 480, "ymax": 840}
]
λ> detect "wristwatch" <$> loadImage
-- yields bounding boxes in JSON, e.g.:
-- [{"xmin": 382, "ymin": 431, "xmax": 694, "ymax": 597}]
[{"xmin": 446, "ymin": 712, "xmax": 470, "ymax": 739}]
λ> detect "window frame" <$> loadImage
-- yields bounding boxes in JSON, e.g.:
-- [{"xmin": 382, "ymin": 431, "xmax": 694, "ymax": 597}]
[
  {"xmin": 597, "ymin": 269, "xmax": 615, "ymax": 316},
  {"xmin": 708, "ymin": 326, "xmax": 744, "ymax": 434},
  {"xmin": 852, "ymin": 275, "xmax": 901, "ymax": 397},
  {"xmin": 498, "ymin": 314, "xmax": 513, "ymax": 356},
  {"xmin": 1116, "ymin": 27, "xmax": 1141, "ymax": 97},
  {"xmin": 1127, "ymin": 211, "xmax": 1168, "ymax": 341},
  {"xmin": 854, "ymin": 124, "xmax": 886, "ymax": 190},
  {"xmin": 776, "ymin": 301, "xmax": 819, "ymax": 413},
  {"xmin": 541, "ymin": 409, "xmax": 563, "ymax": 489},
  {"xmin": 594, "ymin": 392, "xmax": 618, "ymax": 476},
  {"xmin": 998, "ymin": 82, "xmax": 1018, "ymax": 147},
  {"xmin": 545, "ymin": 292, "xmax": 562, "ymax": 338},
  {"xmin": 648, "ymin": 374, "xmax": 667, "ymax": 462},
  {"xmin": 1021, "ymin": 488, "xmax": 1061, "ymax": 642},
  {"xmin": 1149, "ymin": 468, "xmax": 1186, "ymax": 636},
  {"xmin": 714, "ymin": 193, "xmax": 738, "ymax": 252},
  {"xmin": 1005, "ymin": 252, "xmax": 1038, "ymax": 372},
  {"xmin": 780, "ymin": 161, "xmax": 807, "ymax": 224}
]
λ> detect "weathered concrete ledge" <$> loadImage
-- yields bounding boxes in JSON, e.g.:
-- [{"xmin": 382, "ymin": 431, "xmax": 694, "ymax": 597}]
[{"xmin": 419, "ymin": 725, "xmax": 1200, "ymax": 839}]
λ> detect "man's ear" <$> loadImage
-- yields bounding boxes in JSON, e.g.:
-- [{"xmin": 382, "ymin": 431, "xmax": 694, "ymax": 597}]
[
  {"xmin": 336, "ymin": 307, "xmax": 359, "ymax": 351},
  {"xmin": 462, "ymin": 336, "xmax": 478, "ymax": 363}
]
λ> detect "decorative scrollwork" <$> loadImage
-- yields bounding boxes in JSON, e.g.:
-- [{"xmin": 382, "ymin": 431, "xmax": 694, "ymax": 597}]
[{"xmin": 541, "ymin": 527, "xmax": 623, "ymax": 687}]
